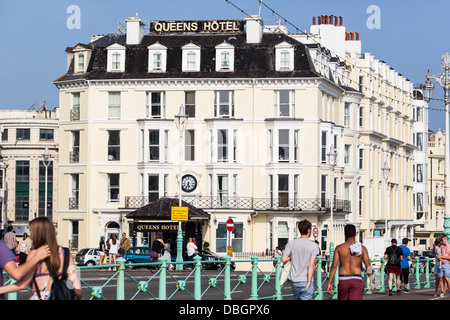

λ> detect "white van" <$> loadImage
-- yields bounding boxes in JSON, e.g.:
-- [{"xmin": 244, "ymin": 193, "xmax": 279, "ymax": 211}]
[{"xmin": 362, "ymin": 237, "xmax": 391, "ymax": 267}]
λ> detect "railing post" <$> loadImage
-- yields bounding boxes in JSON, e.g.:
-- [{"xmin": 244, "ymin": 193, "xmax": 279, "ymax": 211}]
[
  {"xmin": 425, "ymin": 257, "xmax": 430, "ymax": 288},
  {"xmin": 414, "ymin": 256, "xmax": 420, "ymax": 289},
  {"xmin": 194, "ymin": 255, "xmax": 202, "ymax": 300},
  {"xmin": 223, "ymin": 255, "xmax": 231, "ymax": 300},
  {"xmin": 249, "ymin": 255, "xmax": 259, "ymax": 300},
  {"xmin": 329, "ymin": 243, "xmax": 338, "ymax": 299},
  {"xmin": 116, "ymin": 257, "xmax": 126, "ymax": 300},
  {"xmin": 315, "ymin": 255, "xmax": 323, "ymax": 300},
  {"xmin": 379, "ymin": 258, "xmax": 385, "ymax": 293},
  {"xmin": 274, "ymin": 255, "xmax": 282, "ymax": 300},
  {"xmin": 159, "ymin": 256, "xmax": 167, "ymax": 300},
  {"xmin": 7, "ymin": 277, "xmax": 17, "ymax": 301}
]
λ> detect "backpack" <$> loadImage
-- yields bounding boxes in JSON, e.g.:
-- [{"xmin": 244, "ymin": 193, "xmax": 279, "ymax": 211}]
[
  {"xmin": 34, "ymin": 247, "xmax": 75, "ymax": 300},
  {"xmin": 388, "ymin": 246, "xmax": 400, "ymax": 266}
]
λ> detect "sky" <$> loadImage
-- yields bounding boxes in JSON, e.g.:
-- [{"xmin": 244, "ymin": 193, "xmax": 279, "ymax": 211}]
[{"xmin": 0, "ymin": 0, "xmax": 449, "ymax": 131}]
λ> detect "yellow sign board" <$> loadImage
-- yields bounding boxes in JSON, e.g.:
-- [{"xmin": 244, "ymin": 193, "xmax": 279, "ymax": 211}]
[
  {"xmin": 171, "ymin": 206, "xmax": 188, "ymax": 221},
  {"xmin": 227, "ymin": 246, "xmax": 233, "ymax": 256}
]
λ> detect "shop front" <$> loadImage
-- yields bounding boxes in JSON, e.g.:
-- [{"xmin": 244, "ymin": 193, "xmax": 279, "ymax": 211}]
[{"xmin": 125, "ymin": 197, "xmax": 210, "ymax": 260}]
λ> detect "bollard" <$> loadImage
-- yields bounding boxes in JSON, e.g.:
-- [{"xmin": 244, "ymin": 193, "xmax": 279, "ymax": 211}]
[
  {"xmin": 315, "ymin": 255, "xmax": 323, "ymax": 300},
  {"xmin": 425, "ymin": 257, "xmax": 430, "ymax": 288},
  {"xmin": 194, "ymin": 255, "xmax": 202, "ymax": 300},
  {"xmin": 223, "ymin": 255, "xmax": 232, "ymax": 300},
  {"xmin": 249, "ymin": 255, "xmax": 259, "ymax": 300},
  {"xmin": 274, "ymin": 255, "xmax": 282, "ymax": 300},
  {"xmin": 159, "ymin": 256, "xmax": 167, "ymax": 300},
  {"xmin": 116, "ymin": 257, "xmax": 126, "ymax": 300},
  {"xmin": 414, "ymin": 256, "xmax": 420, "ymax": 289}
]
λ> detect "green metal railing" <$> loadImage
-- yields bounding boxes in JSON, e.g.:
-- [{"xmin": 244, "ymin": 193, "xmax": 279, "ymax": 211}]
[{"xmin": 4, "ymin": 254, "xmax": 438, "ymax": 300}]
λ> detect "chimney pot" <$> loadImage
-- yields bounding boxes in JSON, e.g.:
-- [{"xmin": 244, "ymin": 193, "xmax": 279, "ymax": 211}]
[
  {"xmin": 313, "ymin": 16, "xmax": 316, "ymax": 25},
  {"xmin": 345, "ymin": 32, "xmax": 350, "ymax": 41},
  {"xmin": 335, "ymin": 16, "xmax": 338, "ymax": 26},
  {"xmin": 340, "ymin": 16, "xmax": 343, "ymax": 26},
  {"xmin": 350, "ymin": 32, "xmax": 354, "ymax": 41},
  {"xmin": 356, "ymin": 32, "xmax": 360, "ymax": 41}
]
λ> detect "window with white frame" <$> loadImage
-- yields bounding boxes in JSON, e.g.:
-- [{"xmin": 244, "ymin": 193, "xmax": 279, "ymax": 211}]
[
  {"xmin": 70, "ymin": 174, "xmax": 79, "ymax": 209},
  {"xmin": 358, "ymin": 148, "xmax": 364, "ymax": 169},
  {"xmin": 108, "ymin": 130, "xmax": 120, "ymax": 161},
  {"xmin": 344, "ymin": 144, "xmax": 351, "ymax": 164},
  {"xmin": 275, "ymin": 41, "xmax": 294, "ymax": 71},
  {"xmin": 185, "ymin": 91, "xmax": 196, "ymax": 118},
  {"xmin": 107, "ymin": 174, "xmax": 120, "ymax": 202},
  {"xmin": 215, "ymin": 42, "xmax": 234, "ymax": 71},
  {"xmin": 214, "ymin": 91, "xmax": 234, "ymax": 118},
  {"xmin": 78, "ymin": 53, "xmax": 85, "ymax": 73},
  {"xmin": 146, "ymin": 91, "xmax": 166, "ymax": 118},
  {"xmin": 149, "ymin": 130, "xmax": 160, "ymax": 161},
  {"xmin": 107, "ymin": 43, "xmax": 126, "ymax": 72},
  {"xmin": 147, "ymin": 42, "xmax": 167, "ymax": 72},
  {"xmin": 217, "ymin": 129, "xmax": 228, "ymax": 162},
  {"xmin": 185, "ymin": 130, "xmax": 195, "ymax": 161},
  {"xmin": 344, "ymin": 103, "xmax": 350, "ymax": 127},
  {"xmin": 71, "ymin": 92, "xmax": 80, "ymax": 121},
  {"xmin": 321, "ymin": 131, "xmax": 327, "ymax": 163},
  {"xmin": 148, "ymin": 175, "xmax": 159, "ymax": 202},
  {"xmin": 108, "ymin": 92, "xmax": 121, "ymax": 119},
  {"xmin": 278, "ymin": 130, "xmax": 289, "ymax": 161},
  {"xmin": 182, "ymin": 43, "xmax": 201, "ymax": 72},
  {"xmin": 274, "ymin": 91, "xmax": 294, "ymax": 117},
  {"xmin": 217, "ymin": 175, "xmax": 228, "ymax": 205}
]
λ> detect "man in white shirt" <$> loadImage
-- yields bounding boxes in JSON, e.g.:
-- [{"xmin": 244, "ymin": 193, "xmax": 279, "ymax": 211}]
[{"xmin": 186, "ymin": 237, "xmax": 198, "ymax": 261}]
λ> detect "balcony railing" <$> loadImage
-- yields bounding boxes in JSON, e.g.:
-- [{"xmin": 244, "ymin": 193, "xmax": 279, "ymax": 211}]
[
  {"xmin": 70, "ymin": 151, "xmax": 79, "ymax": 163},
  {"xmin": 124, "ymin": 196, "xmax": 351, "ymax": 213},
  {"xmin": 69, "ymin": 197, "xmax": 79, "ymax": 209}
]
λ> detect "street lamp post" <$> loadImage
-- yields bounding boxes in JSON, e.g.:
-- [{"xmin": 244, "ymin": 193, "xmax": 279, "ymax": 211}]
[
  {"xmin": 41, "ymin": 146, "xmax": 51, "ymax": 217},
  {"xmin": 423, "ymin": 53, "xmax": 450, "ymax": 237},
  {"xmin": 382, "ymin": 159, "xmax": 391, "ymax": 237},
  {"xmin": 174, "ymin": 104, "xmax": 188, "ymax": 270},
  {"xmin": 327, "ymin": 145, "xmax": 337, "ymax": 248}
]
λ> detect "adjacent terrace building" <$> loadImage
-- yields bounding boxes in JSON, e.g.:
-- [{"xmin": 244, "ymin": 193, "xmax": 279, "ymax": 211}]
[{"xmin": 54, "ymin": 14, "xmax": 416, "ymax": 255}]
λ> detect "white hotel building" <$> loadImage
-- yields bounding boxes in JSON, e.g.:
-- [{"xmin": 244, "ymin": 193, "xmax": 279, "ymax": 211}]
[{"xmin": 53, "ymin": 14, "xmax": 417, "ymax": 255}]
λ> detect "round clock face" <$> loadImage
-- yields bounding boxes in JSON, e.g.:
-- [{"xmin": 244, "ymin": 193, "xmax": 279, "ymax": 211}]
[{"xmin": 181, "ymin": 174, "xmax": 197, "ymax": 192}]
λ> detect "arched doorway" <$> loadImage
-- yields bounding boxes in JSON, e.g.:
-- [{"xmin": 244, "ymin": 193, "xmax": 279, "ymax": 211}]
[{"xmin": 105, "ymin": 221, "xmax": 120, "ymax": 242}]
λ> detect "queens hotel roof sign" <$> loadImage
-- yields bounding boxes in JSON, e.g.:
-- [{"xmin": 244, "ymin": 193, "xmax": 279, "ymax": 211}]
[{"xmin": 149, "ymin": 20, "xmax": 245, "ymax": 34}]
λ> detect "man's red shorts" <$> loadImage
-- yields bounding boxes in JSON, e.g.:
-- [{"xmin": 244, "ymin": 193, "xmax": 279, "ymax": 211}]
[{"xmin": 388, "ymin": 265, "xmax": 402, "ymax": 275}]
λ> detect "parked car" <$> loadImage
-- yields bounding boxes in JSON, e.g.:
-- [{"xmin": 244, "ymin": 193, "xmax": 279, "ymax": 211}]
[
  {"xmin": 125, "ymin": 246, "xmax": 158, "ymax": 269},
  {"xmin": 411, "ymin": 252, "xmax": 436, "ymax": 273},
  {"xmin": 196, "ymin": 250, "xmax": 236, "ymax": 270},
  {"xmin": 76, "ymin": 248, "xmax": 102, "ymax": 266}
]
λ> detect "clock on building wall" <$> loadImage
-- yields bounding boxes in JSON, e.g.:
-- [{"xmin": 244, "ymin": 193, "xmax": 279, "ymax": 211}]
[{"xmin": 181, "ymin": 174, "xmax": 197, "ymax": 192}]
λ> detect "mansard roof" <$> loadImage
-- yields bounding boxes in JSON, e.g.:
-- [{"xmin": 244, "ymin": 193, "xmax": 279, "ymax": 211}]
[{"xmin": 57, "ymin": 32, "xmax": 319, "ymax": 83}]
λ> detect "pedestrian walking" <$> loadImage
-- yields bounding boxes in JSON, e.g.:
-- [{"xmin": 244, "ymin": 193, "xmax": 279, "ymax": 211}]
[
  {"xmin": 108, "ymin": 234, "xmax": 118, "ymax": 270},
  {"xmin": 99, "ymin": 236, "xmax": 106, "ymax": 266},
  {"xmin": 384, "ymin": 238, "xmax": 403, "ymax": 296},
  {"xmin": 0, "ymin": 236, "xmax": 50, "ymax": 300},
  {"xmin": 164, "ymin": 239, "xmax": 173, "ymax": 270},
  {"xmin": 398, "ymin": 238, "xmax": 411, "ymax": 293},
  {"xmin": 281, "ymin": 219, "xmax": 320, "ymax": 300},
  {"xmin": 0, "ymin": 217, "xmax": 82, "ymax": 300},
  {"xmin": 326, "ymin": 224, "xmax": 373, "ymax": 300},
  {"xmin": 152, "ymin": 233, "xmax": 165, "ymax": 259},
  {"xmin": 186, "ymin": 237, "xmax": 198, "ymax": 267},
  {"xmin": 4, "ymin": 226, "xmax": 17, "ymax": 255},
  {"xmin": 433, "ymin": 236, "xmax": 445, "ymax": 296},
  {"xmin": 436, "ymin": 235, "xmax": 450, "ymax": 296},
  {"xmin": 321, "ymin": 251, "xmax": 328, "ymax": 273},
  {"xmin": 119, "ymin": 233, "xmax": 131, "ymax": 260},
  {"xmin": 18, "ymin": 233, "xmax": 32, "ymax": 265}
]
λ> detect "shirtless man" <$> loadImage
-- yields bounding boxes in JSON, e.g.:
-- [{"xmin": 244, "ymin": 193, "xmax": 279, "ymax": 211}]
[
  {"xmin": 437, "ymin": 235, "xmax": 450, "ymax": 295},
  {"xmin": 327, "ymin": 224, "xmax": 373, "ymax": 300}
]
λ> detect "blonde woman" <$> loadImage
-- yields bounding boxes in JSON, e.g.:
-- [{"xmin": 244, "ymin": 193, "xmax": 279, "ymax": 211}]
[{"xmin": 0, "ymin": 217, "xmax": 82, "ymax": 300}]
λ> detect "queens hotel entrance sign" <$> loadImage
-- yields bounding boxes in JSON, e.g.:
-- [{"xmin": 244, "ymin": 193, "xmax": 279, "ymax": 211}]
[{"xmin": 150, "ymin": 20, "xmax": 245, "ymax": 34}]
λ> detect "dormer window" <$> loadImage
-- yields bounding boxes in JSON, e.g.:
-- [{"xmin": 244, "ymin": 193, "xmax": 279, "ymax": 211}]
[
  {"xmin": 215, "ymin": 42, "xmax": 234, "ymax": 72},
  {"xmin": 112, "ymin": 53, "xmax": 121, "ymax": 70},
  {"xmin": 275, "ymin": 41, "xmax": 294, "ymax": 71},
  {"xmin": 148, "ymin": 42, "xmax": 167, "ymax": 72},
  {"xmin": 182, "ymin": 43, "xmax": 201, "ymax": 72},
  {"xmin": 78, "ymin": 54, "xmax": 85, "ymax": 72},
  {"xmin": 107, "ymin": 43, "xmax": 126, "ymax": 72},
  {"xmin": 72, "ymin": 44, "xmax": 92, "ymax": 73}
]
